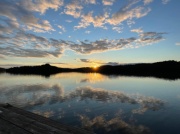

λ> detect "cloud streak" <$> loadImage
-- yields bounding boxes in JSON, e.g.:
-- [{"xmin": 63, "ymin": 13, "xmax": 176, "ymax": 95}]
[
  {"xmin": 131, "ymin": 28, "xmax": 143, "ymax": 33},
  {"xmin": 68, "ymin": 32, "xmax": 165, "ymax": 54},
  {"xmin": 102, "ymin": 0, "xmax": 116, "ymax": 6},
  {"xmin": 0, "ymin": 30, "xmax": 166, "ymax": 58},
  {"xmin": 107, "ymin": 0, "xmax": 151, "ymax": 26},
  {"xmin": 162, "ymin": 0, "xmax": 170, "ymax": 4},
  {"xmin": 176, "ymin": 42, "xmax": 180, "ymax": 46},
  {"xmin": 0, "ymin": 32, "xmax": 64, "ymax": 58},
  {"xmin": 79, "ymin": 58, "xmax": 120, "ymax": 66}
]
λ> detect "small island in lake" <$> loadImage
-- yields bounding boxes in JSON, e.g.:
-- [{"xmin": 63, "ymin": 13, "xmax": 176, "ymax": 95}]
[{"xmin": 2, "ymin": 60, "xmax": 180, "ymax": 80}]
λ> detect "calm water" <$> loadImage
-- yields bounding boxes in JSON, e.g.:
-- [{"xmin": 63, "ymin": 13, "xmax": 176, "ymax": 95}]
[{"xmin": 0, "ymin": 73, "xmax": 180, "ymax": 134}]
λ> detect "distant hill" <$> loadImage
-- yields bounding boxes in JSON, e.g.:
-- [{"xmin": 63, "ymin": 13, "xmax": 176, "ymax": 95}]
[
  {"xmin": 6, "ymin": 64, "xmax": 66, "ymax": 77},
  {"xmin": 5, "ymin": 61, "xmax": 180, "ymax": 80},
  {"xmin": 5, "ymin": 64, "xmax": 94, "ymax": 77}
]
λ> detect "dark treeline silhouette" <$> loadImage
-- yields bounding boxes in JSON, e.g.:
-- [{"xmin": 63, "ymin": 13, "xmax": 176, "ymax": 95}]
[
  {"xmin": 98, "ymin": 60, "xmax": 180, "ymax": 80},
  {"xmin": 5, "ymin": 64, "xmax": 92, "ymax": 77},
  {"xmin": 4, "ymin": 60, "xmax": 180, "ymax": 80},
  {"xmin": 0, "ymin": 67, "xmax": 5, "ymax": 73}
]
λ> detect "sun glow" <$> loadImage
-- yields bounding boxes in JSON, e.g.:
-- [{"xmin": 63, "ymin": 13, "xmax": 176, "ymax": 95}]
[{"xmin": 92, "ymin": 65, "xmax": 99, "ymax": 71}]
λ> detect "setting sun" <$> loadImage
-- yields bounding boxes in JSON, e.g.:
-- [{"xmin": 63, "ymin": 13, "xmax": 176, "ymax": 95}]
[{"xmin": 92, "ymin": 65, "xmax": 99, "ymax": 70}]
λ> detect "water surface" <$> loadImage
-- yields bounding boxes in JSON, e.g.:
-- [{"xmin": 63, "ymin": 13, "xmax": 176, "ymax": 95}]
[{"xmin": 0, "ymin": 73, "xmax": 180, "ymax": 134}]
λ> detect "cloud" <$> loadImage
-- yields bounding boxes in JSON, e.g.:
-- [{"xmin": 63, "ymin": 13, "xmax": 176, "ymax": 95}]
[
  {"xmin": 0, "ymin": 18, "xmax": 19, "ymax": 34},
  {"xmin": 112, "ymin": 26, "xmax": 123, "ymax": 33},
  {"xmin": 58, "ymin": 25, "xmax": 66, "ymax": 32},
  {"xmin": 64, "ymin": 0, "xmax": 83, "ymax": 18},
  {"xmin": 0, "ymin": 54, "xmax": 5, "ymax": 59},
  {"xmin": 79, "ymin": 59, "xmax": 119, "ymax": 66},
  {"xmin": 176, "ymin": 42, "xmax": 180, "ymax": 46},
  {"xmin": 50, "ymin": 62, "xmax": 68, "ymax": 65},
  {"xmin": 73, "ymin": 0, "xmax": 152, "ymax": 30},
  {"xmin": 131, "ymin": 28, "xmax": 143, "ymax": 33},
  {"xmin": 0, "ymin": 64, "xmax": 28, "ymax": 68},
  {"xmin": 102, "ymin": 0, "xmax": 116, "ymax": 6},
  {"xmin": 106, "ymin": 62, "xmax": 119, "ymax": 66},
  {"xmin": 21, "ymin": 16, "xmax": 54, "ymax": 32},
  {"xmin": 85, "ymin": 30, "xmax": 91, "ymax": 34},
  {"xmin": 68, "ymin": 31, "xmax": 165, "ymax": 54},
  {"xmin": 79, "ymin": 58, "xmax": 103, "ymax": 64},
  {"xmin": 0, "ymin": 29, "xmax": 165, "ymax": 58},
  {"xmin": 0, "ymin": 32, "xmax": 64, "ymax": 58},
  {"xmin": 107, "ymin": 0, "xmax": 151, "ymax": 25},
  {"xmin": 162, "ymin": 0, "xmax": 170, "ymax": 4},
  {"xmin": 20, "ymin": 0, "xmax": 64, "ymax": 14},
  {"xmin": 80, "ymin": 59, "xmax": 92, "ymax": 63},
  {"xmin": 83, "ymin": 0, "xmax": 96, "ymax": 4},
  {"xmin": 69, "ymin": 39, "xmax": 124, "ymax": 54},
  {"xmin": 79, "ymin": 0, "xmax": 172, "ymax": 30},
  {"xmin": 137, "ymin": 32, "xmax": 166, "ymax": 44},
  {"xmin": 0, "ymin": 34, "xmax": 11, "ymax": 43},
  {"xmin": 74, "ymin": 12, "xmax": 109, "ymax": 29},
  {"xmin": 0, "ymin": 0, "xmax": 54, "ymax": 33},
  {"xmin": 65, "ymin": 20, "xmax": 72, "ymax": 23},
  {"xmin": 0, "ymin": 0, "xmax": 166, "ymax": 58},
  {"xmin": 144, "ymin": 0, "xmax": 153, "ymax": 5}
]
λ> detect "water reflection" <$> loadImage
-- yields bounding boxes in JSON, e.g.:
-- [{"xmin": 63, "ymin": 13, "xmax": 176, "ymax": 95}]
[
  {"xmin": 0, "ymin": 84, "xmax": 64, "ymax": 107},
  {"xmin": 33, "ymin": 110, "xmax": 55, "ymax": 118},
  {"xmin": 1, "ymin": 84, "xmax": 159, "ymax": 133},
  {"xmin": 68, "ymin": 86, "xmax": 164, "ymax": 114},
  {"xmin": 78, "ymin": 114, "xmax": 151, "ymax": 134},
  {"xmin": 79, "ymin": 73, "xmax": 108, "ymax": 83},
  {"xmin": 1, "ymin": 73, "xmax": 179, "ymax": 134},
  {"xmin": 0, "ymin": 83, "xmax": 164, "ymax": 114}
]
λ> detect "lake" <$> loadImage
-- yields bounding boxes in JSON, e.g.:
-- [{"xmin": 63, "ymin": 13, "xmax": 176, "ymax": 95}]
[{"xmin": 0, "ymin": 72, "xmax": 180, "ymax": 134}]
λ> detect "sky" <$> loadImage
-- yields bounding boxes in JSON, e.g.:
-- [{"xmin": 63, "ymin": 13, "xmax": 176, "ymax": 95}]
[{"xmin": 0, "ymin": 0, "xmax": 180, "ymax": 68}]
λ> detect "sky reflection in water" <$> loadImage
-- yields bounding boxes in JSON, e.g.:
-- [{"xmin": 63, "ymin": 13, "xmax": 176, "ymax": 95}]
[{"xmin": 0, "ymin": 73, "xmax": 180, "ymax": 134}]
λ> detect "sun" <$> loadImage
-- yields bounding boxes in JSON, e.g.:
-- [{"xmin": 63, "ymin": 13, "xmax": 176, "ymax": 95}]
[{"xmin": 92, "ymin": 65, "xmax": 98, "ymax": 71}]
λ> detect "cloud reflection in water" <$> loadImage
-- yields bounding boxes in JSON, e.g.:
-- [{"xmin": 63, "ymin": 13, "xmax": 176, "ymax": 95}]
[
  {"xmin": 0, "ymin": 84, "xmax": 64, "ymax": 107},
  {"xmin": 0, "ymin": 84, "xmax": 164, "ymax": 134},
  {"xmin": 68, "ymin": 86, "xmax": 164, "ymax": 114},
  {"xmin": 0, "ymin": 84, "xmax": 164, "ymax": 114},
  {"xmin": 78, "ymin": 114, "xmax": 152, "ymax": 134}
]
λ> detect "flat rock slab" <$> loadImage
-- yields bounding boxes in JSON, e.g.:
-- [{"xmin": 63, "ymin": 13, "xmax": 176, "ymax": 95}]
[{"xmin": 0, "ymin": 104, "xmax": 93, "ymax": 134}]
